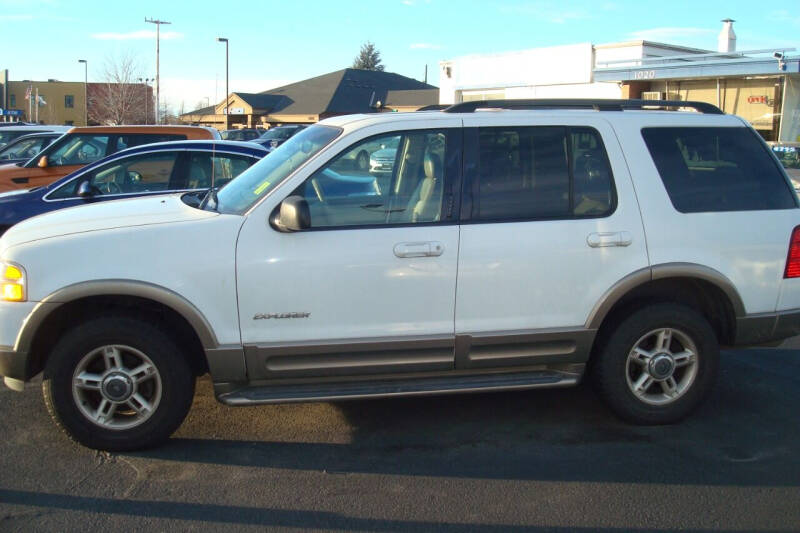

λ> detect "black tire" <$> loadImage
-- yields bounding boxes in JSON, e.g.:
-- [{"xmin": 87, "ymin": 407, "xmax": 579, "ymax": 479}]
[
  {"xmin": 593, "ymin": 303, "xmax": 719, "ymax": 425},
  {"xmin": 356, "ymin": 150, "xmax": 369, "ymax": 171},
  {"xmin": 42, "ymin": 316, "xmax": 195, "ymax": 451}
]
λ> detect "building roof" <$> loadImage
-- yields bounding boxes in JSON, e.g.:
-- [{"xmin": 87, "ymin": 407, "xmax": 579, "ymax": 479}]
[
  {"xmin": 384, "ymin": 88, "xmax": 439, "ymax": 107},
  {"xmin": 183, "ymin": 68, "xmax": 437, "ymax": 118},
  {"xmin": 262, "ymin": 68, "xmax": 436, "ymax": 116}
]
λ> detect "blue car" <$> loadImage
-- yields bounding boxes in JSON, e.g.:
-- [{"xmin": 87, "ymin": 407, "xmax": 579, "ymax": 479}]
[{"xmin": 0, "ymin": 140, "xmax": 268, "ymax": 235}]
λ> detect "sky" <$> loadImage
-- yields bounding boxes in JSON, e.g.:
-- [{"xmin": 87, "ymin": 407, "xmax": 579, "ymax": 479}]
[{"xmin": 2, "ymin": 0, "xmax": 799, "ymax": 113}]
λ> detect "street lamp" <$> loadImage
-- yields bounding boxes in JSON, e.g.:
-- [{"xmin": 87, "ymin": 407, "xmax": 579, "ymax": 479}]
[
  {"xmin": 139, "ymin": 78, "xmax": 152, "ymax": 124},
  {"xmin": 78, "ymin": 59, "xmax": 87, "ymax": 126},
  {"xmin": 217, "ymin": 37, "xmax": 229, "ymax": 131}
]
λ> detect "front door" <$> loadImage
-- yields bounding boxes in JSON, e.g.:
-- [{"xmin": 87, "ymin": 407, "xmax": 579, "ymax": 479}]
[{"xmin": 236, "ymin": 127, "xmax": 463, "ymax": 380}]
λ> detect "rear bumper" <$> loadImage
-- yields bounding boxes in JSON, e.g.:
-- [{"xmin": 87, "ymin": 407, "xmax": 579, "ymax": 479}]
[{"xmin": 735, "ymin": 309, "xmax": 800, "ymax": 346}]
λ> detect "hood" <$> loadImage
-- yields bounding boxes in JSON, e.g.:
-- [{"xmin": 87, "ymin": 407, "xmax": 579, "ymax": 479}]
[{"xmin": 1, "ymin": 194, "xmax": 219, "ymax": 248}]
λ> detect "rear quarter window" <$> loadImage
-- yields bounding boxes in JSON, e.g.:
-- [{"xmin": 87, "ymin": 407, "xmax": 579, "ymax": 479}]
[{"xmin": 642, "ymin": 127, "xmax": 796, "ymax": 213}]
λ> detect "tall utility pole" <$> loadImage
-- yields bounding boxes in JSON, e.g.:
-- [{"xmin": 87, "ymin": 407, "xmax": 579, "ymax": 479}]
[
  {"xmin": 217, "ymin": 37, "xmax": 229, "ymax": 130},
  {"xmin": 78, "ymin": 60, "xmax": 87, "ymax": 125},
  {"xmin": 145, "ymin": 17, "xmax": 171, "ymax": 124}
]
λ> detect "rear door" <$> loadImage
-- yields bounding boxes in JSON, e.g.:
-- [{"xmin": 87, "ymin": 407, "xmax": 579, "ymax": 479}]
[{"xmin": 454, "ymin": 115, "xmax": 649, "ymax": 369}]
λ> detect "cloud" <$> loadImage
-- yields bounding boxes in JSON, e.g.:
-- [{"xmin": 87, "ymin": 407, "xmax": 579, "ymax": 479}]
[
  {"xmin": 767, "ymin": 10, "xmax": 800, "ymax": 27},
  {"xmin": 91, "ymin": 30, "xmax": 183, "ymax": 41},
  {"xmin": 627, "ymin": 27, "xmax": 715, "ymax": 42},
  {"xmin": 410, "ymin": 43, "xmax": 441, "ymax": 50}
]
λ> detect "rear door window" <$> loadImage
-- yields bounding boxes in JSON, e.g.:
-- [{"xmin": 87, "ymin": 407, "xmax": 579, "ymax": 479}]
[
  {"xmin": 115, "ymin": 134, "xmax": 186, "ymax": 151},
  {"xmin": 642, "ymin": 127, "xmax": 796, "ymax": 212},
  {"xmin": 469, "ymin": 126, "xmax": 615, "ymax": 221}
]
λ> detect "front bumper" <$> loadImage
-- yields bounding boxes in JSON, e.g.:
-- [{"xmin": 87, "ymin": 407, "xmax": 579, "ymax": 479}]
[
  {"xmin": 0, "ymin": 346, "xmax": 28, "ymax": 381},
  {"xmin": 0, "ymin": 300, "xmax": 41, "ymax": 382},
  {"xmin": 735, "ymin": 309, "xmax": 800, "ymax": 346}
]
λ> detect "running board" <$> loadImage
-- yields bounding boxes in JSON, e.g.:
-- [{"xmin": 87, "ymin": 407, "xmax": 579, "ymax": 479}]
[{"xmin": 216, "ymin": 370, "xmax": 580, "ymax": 405}]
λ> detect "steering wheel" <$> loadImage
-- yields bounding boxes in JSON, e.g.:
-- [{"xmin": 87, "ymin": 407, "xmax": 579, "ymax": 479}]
[{"xmin": 102, "ymin": 182, "xmax": 122, "ymax": 194}]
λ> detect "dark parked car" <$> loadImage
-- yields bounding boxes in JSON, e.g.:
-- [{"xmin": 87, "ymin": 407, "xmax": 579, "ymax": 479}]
[
  {"xmin": 221, "ymin": 129, "xmax": 264, "ymax": 141},
  {"xmin": 0, "ymin": 132, "xmax": 62, "ymax": 165},
  {"xmin": 251, "ymin": 125, "xmax": 308, "ymax": 151},
  {"xmin": 0, "ymin": 140, "xmax": 267, "ymax": 235},
  {"xmin": 0, "ymin": 125, "xmax": 70, "ymax": 148}
]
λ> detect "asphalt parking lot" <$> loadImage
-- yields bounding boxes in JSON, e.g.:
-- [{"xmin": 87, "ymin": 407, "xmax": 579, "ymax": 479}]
[{"xmin": 1, "ymin": 342, "xmax": 799, "ymax": 532}]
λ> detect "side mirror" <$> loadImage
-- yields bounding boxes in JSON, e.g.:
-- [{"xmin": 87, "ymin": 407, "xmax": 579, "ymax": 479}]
[
  {"xmin": 37, "ymin": 155, "xmax": 48, "ymax": 168},
  {"xmin": 76, "ymin": 181, "xmax": 95, "ymax": 198},
  {"xmin": 272, "ymin": 195, "xmax": 310, "ymax": 232}
]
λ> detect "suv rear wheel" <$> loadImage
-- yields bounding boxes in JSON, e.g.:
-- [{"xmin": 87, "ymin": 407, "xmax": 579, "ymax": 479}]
[
  {"xmin": 42, "ymin": 316, "xmax": 195, "ymax": 451},
  {"xmin": 593, "ymin": 303, "xmax": 719, "ymax": 424}
]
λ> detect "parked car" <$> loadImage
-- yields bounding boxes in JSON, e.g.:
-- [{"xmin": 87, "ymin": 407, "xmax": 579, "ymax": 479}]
[
  {"xmin": 769, "ymin": 142, "xmax": 800, "ymax": 190},
  {"xmin": 0, "ymin": 125, "xmax": 71, "ymax": 148},
  {"xmin": 251, "ymin": 125, "xmax": 307, "ymax": 152},
  {"xmin": 0, "ymin": 140, "xmax": 267, "ymax": 235},
  {"xmin": 0, "ymin": 132, "xmax": 63, "ymax": 165},
  {"xmin": 1, "ymin": 99, "xmax": 799, "ymax": 451},
  {"xmin": 0, "ymin": 125, "xmax": 220, "ymax": 193},
  {"xmin": 221, "ymin": 129, "xmax": 264, "ymax": 142}
]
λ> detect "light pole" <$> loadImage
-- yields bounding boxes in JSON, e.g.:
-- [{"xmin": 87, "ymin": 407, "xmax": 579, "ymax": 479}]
[
  {"xmin": 139, "ymin": 78, "xmax": 152, "ymax": 124},
  {"xmin": 217, "ymin": 37, "xmax": 229, "ymax": 130},
  {"xmin": 145, "ymin": 17, "xmax": 171, "ymax": 124},
  {"xmin": 78, "ymin": 59, "xmax": 87, "ymax": 126}
]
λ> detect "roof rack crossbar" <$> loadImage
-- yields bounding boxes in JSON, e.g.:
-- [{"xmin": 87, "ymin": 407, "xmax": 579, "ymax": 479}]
[{"xmin": 442, "ymin": 99, "xmax": 723, "ymax": 115}]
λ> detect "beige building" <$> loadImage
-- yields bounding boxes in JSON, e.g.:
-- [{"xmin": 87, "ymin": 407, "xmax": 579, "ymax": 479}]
[{"xmin": 3, "ymin": 79, "xmax": 87, "ymax": 125}]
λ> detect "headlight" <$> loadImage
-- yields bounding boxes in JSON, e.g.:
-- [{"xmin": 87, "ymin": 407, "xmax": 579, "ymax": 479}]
[{"xmin": 1, "ymin": 261, "xmax": 26, "ymax": 302}]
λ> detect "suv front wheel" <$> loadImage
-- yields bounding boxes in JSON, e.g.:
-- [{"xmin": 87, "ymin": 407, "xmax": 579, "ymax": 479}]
[
  {"xmin": 42, "ymin": 316, "xmax": 195, "ymax": 451},
  {"xmin": 594, "ymin": 303, "xmax": 719, "ymax": 424}
]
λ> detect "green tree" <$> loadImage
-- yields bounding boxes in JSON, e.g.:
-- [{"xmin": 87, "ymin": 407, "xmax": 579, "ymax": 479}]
[{"xmin": 352, "ymin": 41, "xmax": 385, "ymax": 71}]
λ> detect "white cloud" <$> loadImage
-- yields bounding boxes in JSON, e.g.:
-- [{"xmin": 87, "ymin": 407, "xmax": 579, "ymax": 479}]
[
  {"xmin": 91, "ymin": 30, "xmax": 183, "ymax": 41},
  {"xmin": 627, "ymin": 27, "xmax": 715, "ymax": 42},
  {"xmin": 410, "ymin": 43, "xmax": 441, "ymax": 50}
]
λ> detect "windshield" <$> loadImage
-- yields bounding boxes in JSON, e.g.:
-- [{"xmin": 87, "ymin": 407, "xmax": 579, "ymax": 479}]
[
  {"xmin": 0, "ymin": 136, "xmax": 53, "ymax": 160},
  {"xmin": 0, "ymin": 130, "xmax": 28, "ymax": 146},
  {"xmin": 214, "ymin": 125, "xmax": 340, "ymax": 214},
  {"xmin": 28, "ymin": 133, "xmax": 109, "ymax": 167}
]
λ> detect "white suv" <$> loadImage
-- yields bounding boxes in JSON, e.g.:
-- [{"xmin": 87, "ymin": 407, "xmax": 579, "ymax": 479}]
[{"xmin": 1, "ymin": 99, "xmax": 798, "ymax": 451}]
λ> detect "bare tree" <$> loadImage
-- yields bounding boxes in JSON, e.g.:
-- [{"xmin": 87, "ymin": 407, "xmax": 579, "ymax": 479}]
[
  {"xmin": 88, "ymin": 52, "xmax": 151, "ymax": 125},
  {"xmin": 352, "ymin": 41, "xmax": 385, "ymax": 71}
]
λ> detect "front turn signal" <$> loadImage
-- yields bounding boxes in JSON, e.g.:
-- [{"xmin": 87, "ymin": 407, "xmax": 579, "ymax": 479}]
[{"xmin": 0, "ymin": 261, "xmax": 26, "ymax": 302}]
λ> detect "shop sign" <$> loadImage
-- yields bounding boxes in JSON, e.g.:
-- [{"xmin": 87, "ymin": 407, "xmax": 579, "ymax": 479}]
[{"xmin": 747, "ymin": 96, "xmax": 768, "ymax": 104}]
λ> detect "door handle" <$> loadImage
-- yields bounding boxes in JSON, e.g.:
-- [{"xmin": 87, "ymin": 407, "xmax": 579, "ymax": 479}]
[
  {"xmin": 393, "ymin": 241, "xmax": 444, "ymax": 258},
  {"xmin": 587, "ymin": 231, "xmax": 632, "ymax": 248}
]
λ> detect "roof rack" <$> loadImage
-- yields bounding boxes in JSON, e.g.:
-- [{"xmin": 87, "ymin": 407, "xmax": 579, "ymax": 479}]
[{"xmin": 442, "ymin": 99, "xmax": 724, "ymax": 115}]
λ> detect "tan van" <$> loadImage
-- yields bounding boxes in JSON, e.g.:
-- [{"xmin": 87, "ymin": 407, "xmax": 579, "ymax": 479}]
[{"xmin": 0, "ymin": 125, "xmax": 219, "ymax": 192}]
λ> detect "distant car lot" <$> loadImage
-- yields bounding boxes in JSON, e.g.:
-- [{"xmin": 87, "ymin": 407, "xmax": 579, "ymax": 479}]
[{"xmin": 0, "ymin": 140, "xmax": 266, "ymax": 234}]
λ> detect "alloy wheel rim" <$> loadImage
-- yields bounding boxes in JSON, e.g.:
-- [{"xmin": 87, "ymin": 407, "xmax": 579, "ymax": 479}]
[
  {"xmin": 71, "ymin": 344, "xmax": 162, "ymax": 430},
  {"xmin": 625, "ymin": 327, "xmax": 699, "ymax": 406}
]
